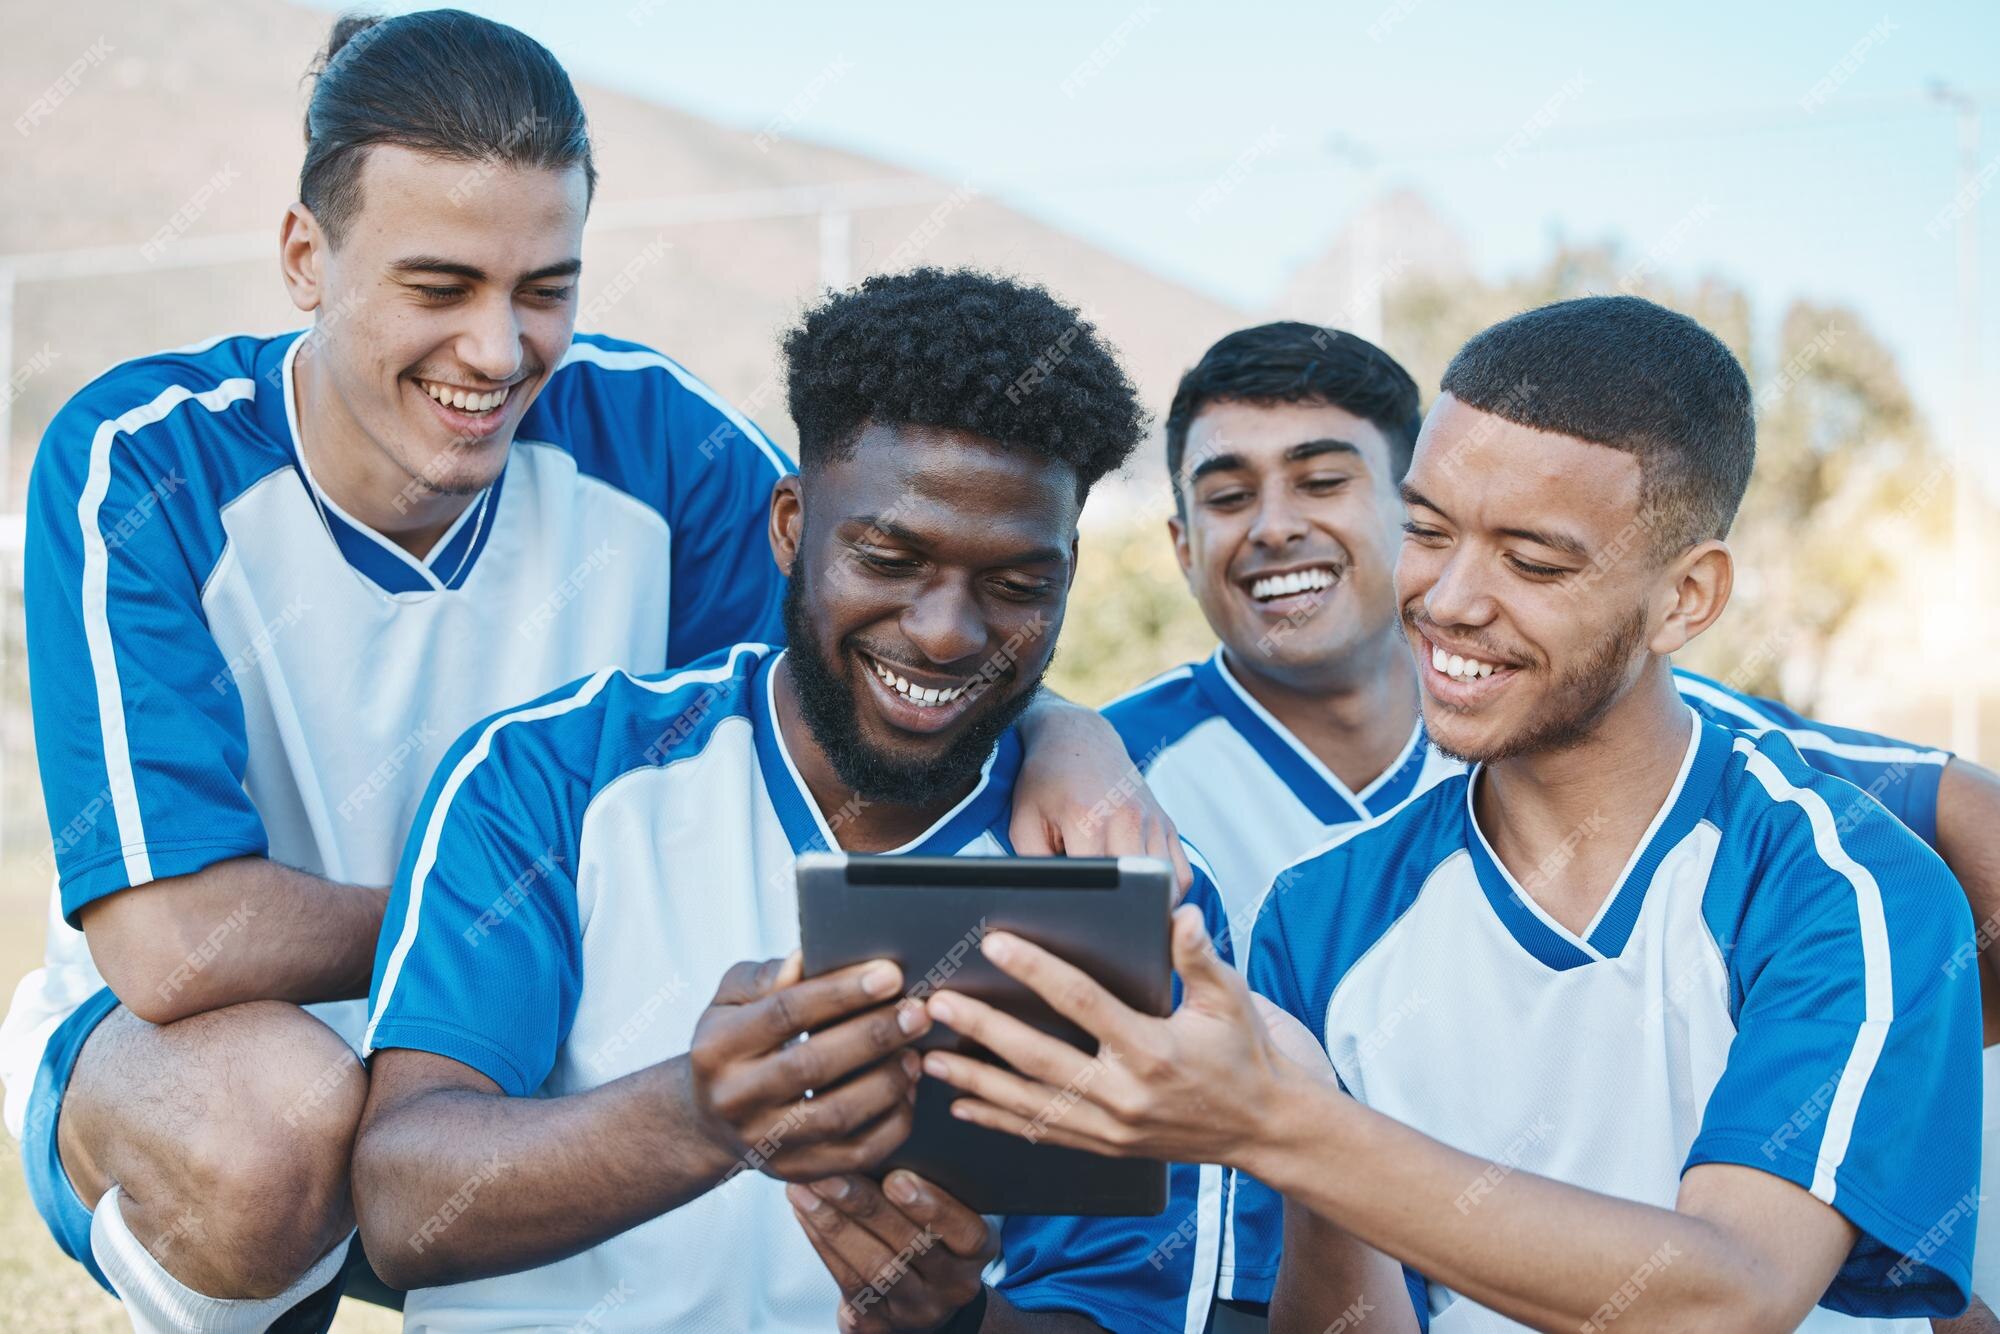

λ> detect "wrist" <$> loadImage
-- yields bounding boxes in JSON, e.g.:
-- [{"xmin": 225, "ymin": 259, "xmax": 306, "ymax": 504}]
[
  {"xmin": 934, "ymin": 1284, "xmax": 988, "ymax": 1333},
  {"xmin": 1238, "ymin": 1065, "xmax": 1349, "ymax": 1185},
  {"xmin": 662, "ymin": 1057, "xmax": 749, "ymax": 1187}
]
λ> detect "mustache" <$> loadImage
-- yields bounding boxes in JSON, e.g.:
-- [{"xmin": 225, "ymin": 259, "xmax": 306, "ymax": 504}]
[
  {"xmin": 407, "ymin": 366, "xmax": 540, "ymax": 389},
  {"xmin": 1238, "ymin": 552, "xmax": 1351, "ymax": 583},
  {"xmin": 1402, "ymin": 604, "xmax": 1529, "ymax": 666}
]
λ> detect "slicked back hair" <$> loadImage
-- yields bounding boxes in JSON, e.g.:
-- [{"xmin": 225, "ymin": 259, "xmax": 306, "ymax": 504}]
[{"xmin": 300, "ymin": 10, "xmax": 596, "ymax": 246}]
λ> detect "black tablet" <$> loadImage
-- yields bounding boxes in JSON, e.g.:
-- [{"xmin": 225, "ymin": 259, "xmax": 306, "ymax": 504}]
[{"xmin": 796, "ymin": 851, "xmax": 1174, "ymax": 1217}]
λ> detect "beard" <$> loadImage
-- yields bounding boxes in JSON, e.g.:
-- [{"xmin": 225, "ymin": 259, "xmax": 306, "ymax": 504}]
[
  {"xmin": 1423, "ymin": 604, "xmax": 1649, "ymax": 766},
  {"xmin": 781, "ymin": 565, "xmax": 1045, "ymax": 806}
]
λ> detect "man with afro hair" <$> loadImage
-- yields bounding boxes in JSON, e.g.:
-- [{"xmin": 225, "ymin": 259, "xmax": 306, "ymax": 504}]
[{"xmin": 351, "ymin": 267, "xmax": 1239, "ymax": 1333}]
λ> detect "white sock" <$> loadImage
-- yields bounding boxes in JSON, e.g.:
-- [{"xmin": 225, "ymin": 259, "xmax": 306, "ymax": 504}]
[{"xmin": 88, "ymin": 1184, "xmax": 353, "ymax": 1334}]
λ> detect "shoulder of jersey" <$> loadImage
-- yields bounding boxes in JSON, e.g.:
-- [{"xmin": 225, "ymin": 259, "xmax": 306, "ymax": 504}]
[
  {"xmin": 1671, "ymin": 667, "xmax": 1788, "ymax": 731},
  {"xmin": 1281, "ymin": 766, "xmax": 1469, "ymax": 891},
  {"xmin": 460, "ymin": 642, "xmax": 774, "ymax": 795},
  {"xmin": 520, "ymin": 330, "xmax": 789, "ymax": 469},
  {"xmin": 1099, "ymin": 661, "xmax": 1216, "ymax": 768},
  {"xmin": 1707, "ymin": 715, "xmax": 1871, "ymax": 827},
  {"xmin": 42, "ymin": 332, "xmax": 296, "ymax": 488}
]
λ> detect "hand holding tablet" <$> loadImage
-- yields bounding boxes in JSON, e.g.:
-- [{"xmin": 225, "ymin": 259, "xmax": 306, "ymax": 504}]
[{"xmin": 796, "ymin": 853, "xmax": 1176, "ymax": 1216}]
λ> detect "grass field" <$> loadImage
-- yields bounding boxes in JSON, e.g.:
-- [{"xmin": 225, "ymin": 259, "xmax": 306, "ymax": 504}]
[{"xmin": 0, "ymin": 862, "xmax": 399, "ymax": 1332}]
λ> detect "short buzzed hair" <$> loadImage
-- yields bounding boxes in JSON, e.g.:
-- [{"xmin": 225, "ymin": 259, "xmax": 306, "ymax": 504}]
[{"xmin": 1441, "ymin": 296, "xmax": 1754, "ymax": 553}]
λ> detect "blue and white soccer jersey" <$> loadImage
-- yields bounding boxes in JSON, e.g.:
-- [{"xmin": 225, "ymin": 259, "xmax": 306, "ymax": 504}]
[
  {"xmin": 1673, "ymin": 668, "xmax": 1951, "ymax": 847},
  {"xmin": 362, "ymin": 643, "xmax": 1230, "ymax": 1334},
  {"xmin": 1105, "ymin": 649, "xmax": 1458, "ymax": 947},
  {"xmin": 1229, "ymin": 708, "xmax": 1981, "ymax": 1330},
  {"xmin": 1105, "ymin": 653, "xmax": 1951, "ymax": 963},
  {"xmin": 0, "ymin": 328, "xmax": 789, "ymax": 1283}
]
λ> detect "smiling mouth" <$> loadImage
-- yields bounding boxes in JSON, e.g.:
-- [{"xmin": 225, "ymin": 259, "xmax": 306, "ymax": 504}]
[
  {"xmin": 1430, "ymin": 642, "xmax": 1501, "ymax": 681},
  {"xmin": 415, "ymin": 377, "xmax": 516, "ymax": 416},
  {"xmin": 862, "ymin": 652, "xmax": 975, "ymax": 709},
  {"xmin": 1246, "ymin": 564, "xmax": 1339, "ymax": 603}
]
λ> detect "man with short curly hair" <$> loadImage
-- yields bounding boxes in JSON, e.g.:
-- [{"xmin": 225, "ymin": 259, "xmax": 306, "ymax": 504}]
[{"xmin": 351, "ymin": 268, "xmax": 1238, "ymax": 1333}]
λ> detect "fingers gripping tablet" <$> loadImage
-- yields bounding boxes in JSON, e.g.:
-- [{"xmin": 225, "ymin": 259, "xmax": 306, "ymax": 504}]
[{"xmin": 797, "ymin": 853, "xmax": 1174, "ymax": 1216}]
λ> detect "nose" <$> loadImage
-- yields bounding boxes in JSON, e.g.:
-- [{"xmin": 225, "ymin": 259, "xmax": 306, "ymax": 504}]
[
  {"xmin": 901, "ymin": 578, "xmax": 987, "ymax": 670},
  {"xmin": 1245, "ymin": 478, "xmax": 1310, "ymax": 551},
  {"xmin": 458, "ymin": 295, "xmax": 525, "ymax": 385},
  {"xmin": 1421, "ymin": 545, "xmax": 1497, "ymax": 632}
]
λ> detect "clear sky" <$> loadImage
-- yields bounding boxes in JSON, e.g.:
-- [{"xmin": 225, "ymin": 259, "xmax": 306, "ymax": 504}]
[{"xmin": 316, "ymin": 0, "xmax": 1997, "ymax": 478}]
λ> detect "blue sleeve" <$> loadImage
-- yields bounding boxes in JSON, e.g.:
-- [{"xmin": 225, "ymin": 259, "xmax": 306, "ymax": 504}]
[
  {"xmin": 658, "ymin": 360, "xmax": 791, "ymax": 667},
  {"xmin": 533, "ymin": 338, "xmax": 792, "ymax": 668},
  {"xmin": 362, "ymin": 686, "xmax": 593, "ymax": 1096},
  {"xmin": 994, "ymin": 859, "xmax": 1232, "ymax": 1333},
  {"xmin": 1183, "ymin": 845, "xmax": 1235, "ymax": 964},
  {"xmin": 1689, "ymin": 738, "xmax": 1982, "ymax": 1318},
  {"xmin": 1221, "ymin": 883, "xmax": 1310, "ymax": 1306},
  {"xmin": 1675, "ymin": 670, "xmax": 1948, "ymax": 847},
  {"xmin": 24, "ymin": 387, "xmax": 266, "ymax": 924}
]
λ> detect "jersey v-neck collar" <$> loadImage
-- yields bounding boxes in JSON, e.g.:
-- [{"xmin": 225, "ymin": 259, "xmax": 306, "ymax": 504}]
[
  {"xmin": 1461, "ymin": 705, "xmax": 1730, "ymax": 970},
  {"xmin": 750, "ymin": 649, "xmax": 1019, "ymax": 859},
  {"xmin": 269, "ymin": 332, "xmax": 505, "ymax": 596},
  {"xmin": 1193, "ymin": 648, "xmax": 1427, "ymax": 824}
]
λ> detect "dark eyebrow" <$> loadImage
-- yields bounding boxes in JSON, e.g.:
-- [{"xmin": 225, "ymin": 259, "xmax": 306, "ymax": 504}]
[
  {"xmin": 389, "ymin": 256, "xmax": 583, "ymax": 283},
  {"xmin": 1497, "ymin": 525, "xmax": 1591, "ymax": 560},
  {"xmin": 1188, "ymin": 438, "xmax": 1364, "ymax": 487},
  {"xmin": 1185, "ymin": 451, "xmax": 1245, "ymax": 486},
  {"xmin": 849, "ymin": 516, "xmax": 1065, "ymax": 568},
  {"xmin": 1400, "ymin": 486, "xmax": 1591, "ymax": 559},
  {"xmin": 1284, "ymin": 438, "xmax": 1363, "ymax": 465}
]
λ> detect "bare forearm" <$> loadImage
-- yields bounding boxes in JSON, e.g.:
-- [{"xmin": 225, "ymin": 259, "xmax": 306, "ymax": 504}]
[
  {"xmin": 1270, "ymin": 1199, "xmax": 1422, "ymax": 1334},
  {"xmin": 356, "ymin": 1056, "xmax": 738, "ymax": 1288},
  {"xmin": 1936, "ymin": 758, "xmax": 2000, "ymax": 1044},
  {"xmin": 1245, "ymin": 1082, "xmax": 1804, "ymax": 1333},
  {"xmin": 82, "ymin": 855, "xmax": 387, "ymax": 1022}
]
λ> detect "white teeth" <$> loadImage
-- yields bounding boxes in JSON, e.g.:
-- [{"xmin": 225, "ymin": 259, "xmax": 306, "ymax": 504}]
[
  {"xmin": 1250, "ymin": 567, "xmax": 1337, "ymax": 601},
  {"xmin": 421, "ymin": 380, "xmax": 508, "ymax": 413},
  {"xmin": 870, "ymin": 658, "xmax": 965, "ymax": 708},
  {"xmin": 1431, "ymin": 642, "xmax": 1501, "ymax": 681}
]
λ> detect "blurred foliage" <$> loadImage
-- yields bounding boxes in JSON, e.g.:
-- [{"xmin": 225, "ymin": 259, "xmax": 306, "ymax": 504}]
[
  {"xmin": 1049, "ymin": 508, "xmax": 1216, "ymax": 708},
  {"xmin": 1052, "ymin": 240, "xmax": 1948, "ymax": 712}
]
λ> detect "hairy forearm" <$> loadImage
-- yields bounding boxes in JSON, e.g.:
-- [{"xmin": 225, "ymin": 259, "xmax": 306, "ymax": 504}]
[
  {"xmin": 355, "ymin": 1056, "xmax": 739, "ymax": 1289},
  {"xmin": 1936, "ymin": 758, "xmax": 2000, "ymax": 1044},
  {"xmin": 81, "ymin": 855, "xmax": 387, "ymax": 1023},
  {"xmin": 1246, "ymin": 1083, "xmax": 1803, "ymax": 1333}
]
